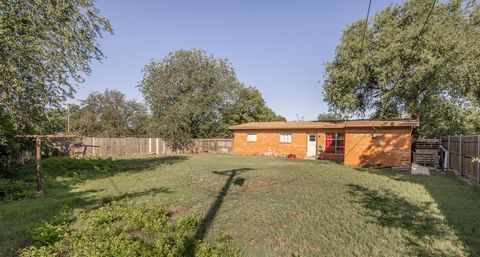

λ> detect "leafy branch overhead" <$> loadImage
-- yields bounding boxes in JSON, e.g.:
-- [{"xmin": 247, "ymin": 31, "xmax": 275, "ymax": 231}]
[
  {"xmin": 0, "ymin": 0, "xmax": 113, "ymax": 126},
  {"xmin": 323, "ymin": 0, "xmax": 480, "ymax": 136},
  {"xmin": 0, "ymin": 0, "xmax": 112, "ymax": 174}
]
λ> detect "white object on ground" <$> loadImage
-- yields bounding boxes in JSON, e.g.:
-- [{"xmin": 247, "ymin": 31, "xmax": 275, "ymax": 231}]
[{"xmin": 411, "ymin": 162, "xmax": 430, "ymax": 175}]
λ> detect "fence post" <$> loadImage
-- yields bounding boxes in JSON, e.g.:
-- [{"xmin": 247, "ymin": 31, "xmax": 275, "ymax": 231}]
[
  {"xmin": 92, "ymin": 137, "xmax": 96, "ymax": 156},
  {"xmin": 447, "ymin": 135, "xmax": 451, "ymax": 169},
  {"xmin": 477, "ymin": 135, "xmax": 480, "ymax": 184},
  {"xmin": 148, "ymin": 138, "xmax": 152, "ymax": 153},
  {"xmin": 155, "ymin": 138, "xmax": 159, "ymax": 155},
  {"xmin": 162, "ymin": 140, "xmax": 167, "ymax": 154},
  {"xmin": 459, "ymin": 135, "xmax": 463, "ymax": 176}
]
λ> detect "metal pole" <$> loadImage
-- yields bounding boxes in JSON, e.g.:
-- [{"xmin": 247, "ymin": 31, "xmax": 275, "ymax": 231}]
[{"xmin": 35, "ymin": 137, "xmax": 43, "ymax": 196}]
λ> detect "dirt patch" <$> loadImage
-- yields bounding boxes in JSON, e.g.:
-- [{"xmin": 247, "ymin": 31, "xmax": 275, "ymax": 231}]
[
  {"xmin": 296, "ymin": 212, "xmax": 311, "ymax": 220},
  {"xmin": 278, "ymin": 237, "xmax": 291, "ymax": 246},
  {"xmin": 245, "ymin": 179, "xmax": 280, "ymax": 192},
  {"xmin": 164, "ymin": 204, "xmax": 185, "ymax": 215}
]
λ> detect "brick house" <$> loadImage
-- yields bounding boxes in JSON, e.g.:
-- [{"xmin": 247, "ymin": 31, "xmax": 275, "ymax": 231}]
[{"xmin": 229, "ymin": 119, "xmax": 419, "ymax": 167}]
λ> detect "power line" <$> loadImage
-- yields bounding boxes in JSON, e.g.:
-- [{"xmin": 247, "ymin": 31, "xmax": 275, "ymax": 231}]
[
  {"xmin": 408, "ymin": 0, "xmax": 437, "ymax": 57},
  {"xmin": 348, "ymin": 0, "xmax": 373, "ymax": 119},
  {"xmin": 359, "ymin": 0, "xmax": 373, "ymax": 54},
  {"xmin": 354, "ymin": 0, "xmax": 373, "ymax": 80}
]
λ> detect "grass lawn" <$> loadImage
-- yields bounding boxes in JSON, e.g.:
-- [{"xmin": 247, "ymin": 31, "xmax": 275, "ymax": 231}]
[{"xmin": 1, "ymin": 154, "xmax": 480, "ymax": 256}]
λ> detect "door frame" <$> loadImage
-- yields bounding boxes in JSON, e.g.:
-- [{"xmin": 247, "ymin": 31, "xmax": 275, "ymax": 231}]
[{"xmin": 306, "ymin": 133, "xmax": 318, "ymax": 158}]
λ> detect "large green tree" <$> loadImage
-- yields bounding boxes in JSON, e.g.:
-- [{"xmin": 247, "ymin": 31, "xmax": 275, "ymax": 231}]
[
  {"xmin": 138, "ymin": 49, "xmax": 284, "ymax": 150},
  {"xmin": 0, "ymin": 0, "xmax": 111, "ymax": 173},
  {"xmin": 323, "ymin": 0, "xmax": 480, "ymax": 136},
  {"xmin": 70, "ymin": 89, "xmax": 149, "ymax": 137},
  {"xmin": 0, "ymin": 0, "xmax": 112, "ymax": 130},
  {"xmin": 220, "ymin": 86, "xmax": 285, "ymax": 135}
]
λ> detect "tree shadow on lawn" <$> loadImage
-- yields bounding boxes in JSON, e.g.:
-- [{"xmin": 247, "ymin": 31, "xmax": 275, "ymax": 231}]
[
  {"xmin": 194, "ymin": 168, "xmax": 253, "ymax": 240},
  {"xmin": 0, "ymin": 156, "xmax": 185, "ymax": 256},
  {"xmin": 352, "ymin": 167, "xmax": 480, "ymax": 256},
  {"xmin": 347, "ymin": 183, "xmax": 449, "ymax": 256},
  {"xmin": 46, "ymin": 155, "xmax": 188, "ymax": 182},
  {"xmin": 100, "ymin": 186, "xmax": 173, "ymax": 204}
]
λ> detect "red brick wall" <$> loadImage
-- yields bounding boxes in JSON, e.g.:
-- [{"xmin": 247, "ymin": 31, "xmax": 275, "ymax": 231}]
[
  {"xmin": 344, "ymin": 128, "xmax": 412, "ymax": 167},
  {"xmin": 232, "ymin": 127, "xmax": 413, "ymax": 167},
  {"xmin": 232, "ymin": 129, "xmax": 310, "ymax": 158}
]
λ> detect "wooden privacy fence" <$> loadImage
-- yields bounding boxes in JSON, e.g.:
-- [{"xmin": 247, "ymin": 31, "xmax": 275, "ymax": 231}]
[
  {"xmin": 61, "ymin": 137, "xmax": 232, "ymax": 157},
  {"xmin": 441, "ymin": 135, "xmax": 480, "ymax": 184},
  {"xmin": 194, "ymin": 139, "xmax": 232, "ymax": 154}
]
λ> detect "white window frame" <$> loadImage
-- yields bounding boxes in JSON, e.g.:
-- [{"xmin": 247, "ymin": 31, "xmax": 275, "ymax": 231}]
[
  {"xmin": 247, "ymin": 133, "xmax": 257, "ymax": 142},
  {"xmin": 279, "ymin": 133, "xmax": 292, "ymax": 143}
]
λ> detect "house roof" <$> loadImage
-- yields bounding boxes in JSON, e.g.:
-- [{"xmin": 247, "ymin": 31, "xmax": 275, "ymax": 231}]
[{"xmin": 228, "ymin": 119, "xmax": 420, "ymax": 130}]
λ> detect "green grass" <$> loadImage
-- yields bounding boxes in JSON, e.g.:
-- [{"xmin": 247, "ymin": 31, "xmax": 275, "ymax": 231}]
[{"xmin": 1, "ymin": 154, "xmax": 480, "ymax": 256}]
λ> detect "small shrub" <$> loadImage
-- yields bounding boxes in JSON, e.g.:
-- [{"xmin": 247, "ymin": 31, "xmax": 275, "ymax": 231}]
[
  {"xmin": 177, "ymin": 215, "xmax": 199, "ymax": 232},
  {"xmin": 291, "ymin": 252, "xmax": 304, "ymax": 257},
  {"xmin": 196, "ymin": 241, "xmax": 243, "ymax": 257},
  {"xmin": 30, "ymin": 222, "xmax": 65, "ymax": 246},
  {"xmin": 30, "ymin": 212, "xmax": 71, "ymax": 246},
  {"xmin": 0, "ymin": 178, "xmax": 33, "ymax": 201},
  {"xmin": 21, "ymin": 200, "xmax": 242, "ymax": 257}
]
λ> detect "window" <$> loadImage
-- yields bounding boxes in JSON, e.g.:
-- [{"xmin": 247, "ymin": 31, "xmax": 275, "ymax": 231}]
[
  {"xmin": 280, "ymin": 133, "xmax": 292, "ymax": 143},
  {"xmin": 309, "ymin": 134, "xmax": 316, "ymax": 142},
  {"xmin": 325, "ymin": 132, "xmax": 345, "ymax": 154},
  {"xmin": 247, "ymin": 133, "xmax": 257, "ymax": 142}
]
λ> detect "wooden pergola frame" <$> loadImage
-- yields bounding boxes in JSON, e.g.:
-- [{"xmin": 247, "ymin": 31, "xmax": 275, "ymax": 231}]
[{"xmin": 15, "ymin": 134, "xmax": 79, "ymax": 196}]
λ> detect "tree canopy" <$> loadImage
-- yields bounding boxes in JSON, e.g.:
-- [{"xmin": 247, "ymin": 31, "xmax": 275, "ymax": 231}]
[
  {"xmin": 138, "ymin": 49, "xmax": 284, "ymax": 150},
  {"xmin": 0, "ymin": 0, "xmax": 111, "ymax": 173},
  {"xmin": 317, "ymin": 112, "xmax": 343, "ymax": 121},
  {"xmin": 0, "ymin": 0, "xmax": 112, "ymax": 130},
  {"xmin": 323, "ymin": 0, "xmax": 480, "ymax": 136},
  {"xmin": 220, "ymin": 86, "xmax": 285, "ymax": 133},
  {"xmin": 69, "ymin": 89, "xmax": 149, "ymax": 137}
]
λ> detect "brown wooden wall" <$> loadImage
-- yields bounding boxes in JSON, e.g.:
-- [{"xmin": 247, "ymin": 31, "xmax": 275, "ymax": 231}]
[
  {"xmin": 62, "ymin": 138, "xmax": 232, "ymax": 157},
  {"xmin": 442, "ymin": 135, "xmax": 480, "ymax": 184}
]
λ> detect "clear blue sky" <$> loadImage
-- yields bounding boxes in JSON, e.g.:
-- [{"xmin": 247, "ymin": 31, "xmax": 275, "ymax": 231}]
[{"xmin": 77, "ymin": 0, "xmax": 403, "ymax": 121}]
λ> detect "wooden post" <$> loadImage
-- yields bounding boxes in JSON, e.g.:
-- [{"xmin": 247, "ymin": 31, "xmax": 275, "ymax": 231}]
[
  {"xmin": 155, "ymin": 138, "xmax": 159, "ymax": 155},
  {"xmin": 477, "ymin": 135, "xmax": 480, "ymax": 184},
  {"xmin": 459, "ymin": 135, "xmax": 463, "ymax": 176},
  {"xmin": 148, "ymin": 138, "xmax": 152, "ymax": 153},
  {"xmin": 35, "ymin": 137, "xmax": 43, "ymax": 196},
  {"xmin": 162, "ymin": 140, "xmax": 166, "ymax": 154},
  {"xmin": 15, "ymin": 134, "xmax": 79, "ymax": 196},
  {"xmin": 92, "ymin": 137, "xmax": 96, "ymax": 156},
  {"xmin": 447, "ymin": 135, "xmax": 451, "ymax": 169}
]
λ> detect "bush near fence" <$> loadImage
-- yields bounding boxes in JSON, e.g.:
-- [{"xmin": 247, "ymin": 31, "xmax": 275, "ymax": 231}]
[{"xmin": 56, "ymin": 137, "xmax": 233, "ymax": 158}]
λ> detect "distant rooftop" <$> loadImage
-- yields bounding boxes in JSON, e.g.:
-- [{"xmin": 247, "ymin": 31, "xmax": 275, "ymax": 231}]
[{"xmin": 229, "ymin": 119, "xmax": 420, "ymax": 130}]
